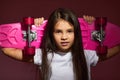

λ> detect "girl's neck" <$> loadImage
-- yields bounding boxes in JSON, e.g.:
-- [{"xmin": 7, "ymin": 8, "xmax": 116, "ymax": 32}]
[{"xmin": 56, "ymin": 50, "xmax": 71, "ymax": 55}]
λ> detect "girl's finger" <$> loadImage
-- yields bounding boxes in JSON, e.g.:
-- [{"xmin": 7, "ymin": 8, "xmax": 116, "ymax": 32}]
[{"xmin": 34, "ymin": 18, "xmax": 39, "ymax": 26}]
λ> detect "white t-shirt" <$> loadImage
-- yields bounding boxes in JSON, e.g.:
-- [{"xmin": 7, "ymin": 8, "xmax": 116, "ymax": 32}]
[{"xmin": 34, "ymin": 49, "xmax": 99, "ymax": 80}]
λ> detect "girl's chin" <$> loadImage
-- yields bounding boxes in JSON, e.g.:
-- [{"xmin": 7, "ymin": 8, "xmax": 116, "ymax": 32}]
[{"xmin": 58, "ymin": 48, "xmax": 71, "ymax": 53}]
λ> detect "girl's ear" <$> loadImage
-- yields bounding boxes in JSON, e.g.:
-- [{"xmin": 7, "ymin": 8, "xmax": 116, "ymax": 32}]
[
  {"xmin": 34, "ymin": 17, "xmax": 44, "ymax": 27},
  {"xmin": 83, "ymin": 15, "xmax": 95, "ymax": 24}
]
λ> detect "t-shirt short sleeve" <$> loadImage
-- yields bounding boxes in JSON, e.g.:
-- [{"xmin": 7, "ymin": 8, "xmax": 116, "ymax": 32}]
[
  {"xmin": 84, "ymin": 50, "xmax": 99, "ymax": 66},
  {"xmin": 34, "ymin": 48, "xmax": 42, "ymax": 65}
]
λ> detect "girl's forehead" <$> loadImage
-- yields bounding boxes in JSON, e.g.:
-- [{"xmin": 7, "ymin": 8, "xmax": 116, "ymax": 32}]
[
  {"xmin": 54, "ymin": 20, "xmax": 74, "ymax": 31},
  {"xmin": 55, "ymin": 19, "xmax": 73, "ymax": 27}
]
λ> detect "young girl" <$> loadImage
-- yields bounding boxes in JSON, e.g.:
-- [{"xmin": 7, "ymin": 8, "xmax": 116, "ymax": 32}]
[{"xmin": 1, "ymin": 8, "xmax": 120, "ymax": 80}]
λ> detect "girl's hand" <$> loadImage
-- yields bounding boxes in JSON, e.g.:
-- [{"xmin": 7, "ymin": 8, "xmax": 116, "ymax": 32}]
[
  {"xmin": 83, "ymin": 15, "xmax": 95, "ymax": 24},
  {"xmin": 34, "ymin": 17, "xmax": 44, "ymax": 26}
]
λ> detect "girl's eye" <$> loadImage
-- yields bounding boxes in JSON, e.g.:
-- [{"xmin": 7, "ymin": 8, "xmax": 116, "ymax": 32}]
[
  {"xmin": 54, "ymin": 30, "xmax": 62, "ymax": 33},
  {"xmin": 67, "ymin": 30, "xmax": 74, "ymax": 33}
]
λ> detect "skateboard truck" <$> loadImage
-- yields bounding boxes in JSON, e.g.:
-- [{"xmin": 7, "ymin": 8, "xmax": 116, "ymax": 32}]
[
  {"xmin": 92, "ymin": 17, "xmax": 108, "ymax": 55},
  {"xmin": 23, "ymin": 17, "xmax": 35, "ymax": 56}
]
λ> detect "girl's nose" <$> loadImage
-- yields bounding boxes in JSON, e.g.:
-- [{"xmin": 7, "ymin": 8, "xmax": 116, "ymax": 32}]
[{"xmin": 61, "ymin": 33, "xmax": 68, "ymax": 40}]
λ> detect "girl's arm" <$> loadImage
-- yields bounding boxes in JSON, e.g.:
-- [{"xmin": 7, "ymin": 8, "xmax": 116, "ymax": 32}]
[
  {"xmin": 1, "ymin": 48, "xmax": 23, "ymax": 60},
  {"xmin": 103, "ymin": 45, "xmax": 120, "ymax": 61},
  {"xmin": 98, "ymin": 45, "xmax": 120, "ymax": 61},
  {"xmin": 1, "ymin": 48, "xmax": 34, "ymax": 62}
]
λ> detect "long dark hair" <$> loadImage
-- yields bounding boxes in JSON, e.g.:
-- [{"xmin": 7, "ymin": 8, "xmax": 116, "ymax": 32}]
[{"xmin": 40, "ymin": 8, "xmax": 88, "ymax": 80}]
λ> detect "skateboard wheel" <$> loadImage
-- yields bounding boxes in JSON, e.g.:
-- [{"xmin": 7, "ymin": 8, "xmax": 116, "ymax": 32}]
[
  {"xmin": 95, "ymin": 17, "xmax": 107, "ymax": 30},
  {"xmin": 96, "ymin": 45, "xmax": 107, "ymax": 55},
  {"xmin": 23, "ymin": 17, "xmax": 34, "ymax": 25},
  {"xmin": 23, "ymin": 46, "xmax": 35, "ymax": 56}
]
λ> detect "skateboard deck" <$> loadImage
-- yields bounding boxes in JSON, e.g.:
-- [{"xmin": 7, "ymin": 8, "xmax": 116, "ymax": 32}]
[{"xmin": 0, "ymin": 18, "xmax": 120, "ymax": 50}]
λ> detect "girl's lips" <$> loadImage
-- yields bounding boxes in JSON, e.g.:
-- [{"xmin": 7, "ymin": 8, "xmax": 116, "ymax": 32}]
[{"xmin": 61, "ymin": 42, "xmax": 69, "ymax": 46}]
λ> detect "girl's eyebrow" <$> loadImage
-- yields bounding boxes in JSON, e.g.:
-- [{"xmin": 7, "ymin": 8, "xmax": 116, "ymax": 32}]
[
  {"xmin": 53, "ymin": 29, "xmax": 62, "ymax": 32},
  {"xmin": 67, "ymin": 28, "xmax": 74, "ymax": 30}
]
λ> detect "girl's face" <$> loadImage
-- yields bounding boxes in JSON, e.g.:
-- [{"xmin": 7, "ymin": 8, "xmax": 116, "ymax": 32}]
[{"xmin": 53, "ymin": 19, "xmax": 74, "ymax": 52}]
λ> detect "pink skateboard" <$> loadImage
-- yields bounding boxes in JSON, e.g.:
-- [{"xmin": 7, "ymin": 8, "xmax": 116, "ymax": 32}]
[{"xmin": 0, "ymin": 18, "xmax": 120, "ymax": 51}]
